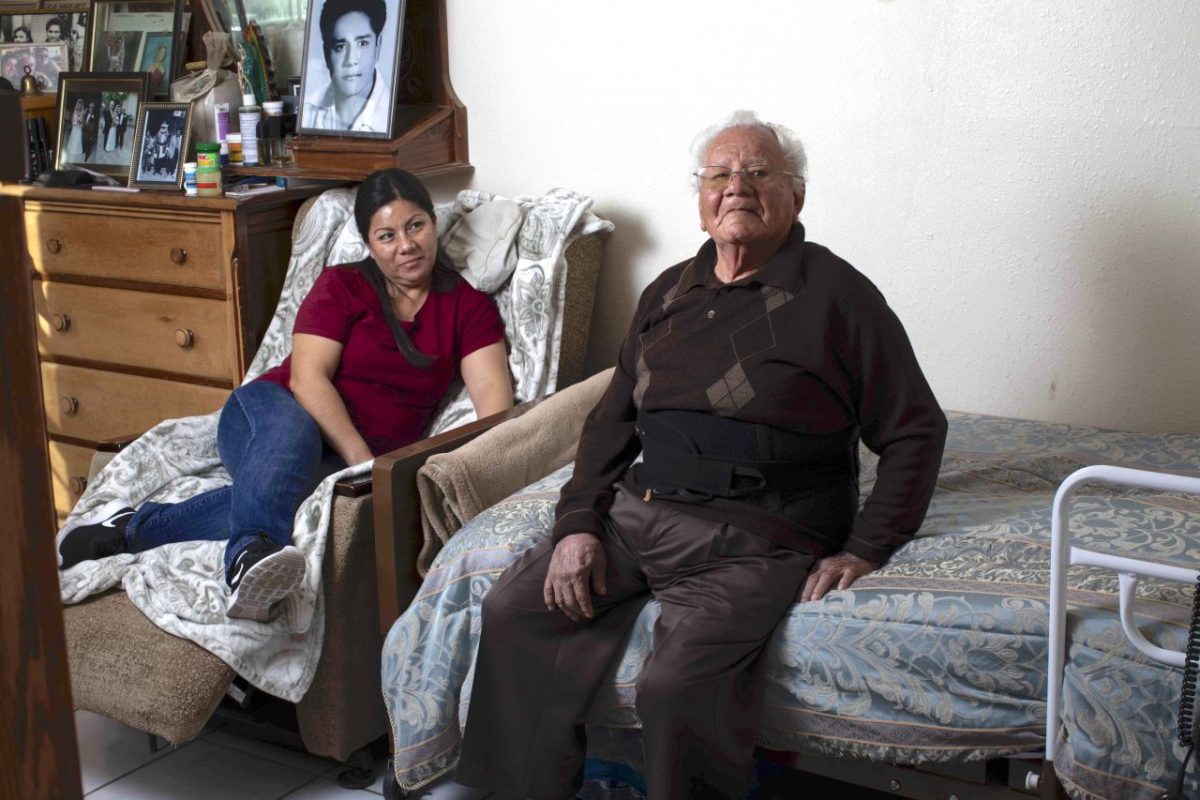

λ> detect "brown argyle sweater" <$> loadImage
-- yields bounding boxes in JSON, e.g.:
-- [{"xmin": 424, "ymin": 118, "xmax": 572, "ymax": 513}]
[{"xmin": 553, "ymin": 223, "xmax": 947, "ymax": 564}]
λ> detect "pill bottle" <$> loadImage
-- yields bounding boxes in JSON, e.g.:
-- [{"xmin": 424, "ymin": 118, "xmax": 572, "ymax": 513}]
[
  {"xmin": 183, "ymin": 161, "xmax": 198, "ymax": 196},
  {"xmin": 227, "ymin": 133, "xmax": 244, "ymax": 166}
]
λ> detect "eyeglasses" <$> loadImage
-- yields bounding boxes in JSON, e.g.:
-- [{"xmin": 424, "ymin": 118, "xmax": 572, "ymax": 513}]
[{"xmin": 693, "ymin": 164, "xmax": 797, "ymax": 188}]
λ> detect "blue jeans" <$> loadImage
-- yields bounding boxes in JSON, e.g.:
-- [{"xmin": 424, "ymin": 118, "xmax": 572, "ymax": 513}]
[{"xmin": 125, "ymin": 381, "xmax": 346, "ymax": 576}]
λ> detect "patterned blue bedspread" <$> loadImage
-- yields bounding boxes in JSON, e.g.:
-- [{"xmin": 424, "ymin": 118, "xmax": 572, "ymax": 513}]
[{"xmin": 382, "ymin": 411, "xmax": 1200, "ymax": 799}]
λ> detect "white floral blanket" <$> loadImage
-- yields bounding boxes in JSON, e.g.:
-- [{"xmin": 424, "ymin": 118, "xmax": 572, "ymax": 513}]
[{"xmin": 56, "ymin": 186, "xmax": 612, "ymax": 702}]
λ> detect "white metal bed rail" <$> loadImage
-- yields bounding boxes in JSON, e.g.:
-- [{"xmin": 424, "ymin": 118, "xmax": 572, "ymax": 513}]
[{"xmin": 1046, "ymin": 464, "xmax": 1200, "ymax": 763}]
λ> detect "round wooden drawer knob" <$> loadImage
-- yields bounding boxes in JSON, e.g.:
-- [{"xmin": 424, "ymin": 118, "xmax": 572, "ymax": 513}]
[
  {"xmin": 69, "ymin": 476, "xmax": 87, "ymax": 496},
  {"xmin": 52, "ymin": 312, "xmax": 71, "ymax": 332},
  {"xmin": 170, "ymin": 247, "xmax": 188, "ymax": 265},
  {"xmin": 175, "ymin": 328, "xmax": 195, "ymax": 349},
  {"xmin": 60, "ymin": 395, "xmax": 79, "ymax": 415},
  {"xmin": 46, "ymin": 238, "xmax": 63, "ymax": 254}
]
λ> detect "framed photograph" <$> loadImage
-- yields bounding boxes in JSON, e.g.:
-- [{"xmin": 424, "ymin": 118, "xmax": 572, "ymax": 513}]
[
  {"xmin": 128, "ymin": 100, "xmax": 189, "ymax": 190},
  {"xmin": 135, "ymin": 28, "xmax": 170, "ymax": 95},
  {"xmin": 54, "ymin": 71, "xmax": 148, "ymax": 180},
  {"xmin": 83, "ymin": 0, "xmax": 182, "ymax": 96},
  {"xmin": 296, "ymin": 0, "xmax": 405, "ymax": 139},
  {"xmin": 0, "ymin": 6, "xmax": 88, "ymax": 71},
  {"xmin": 0, "ymin": 40, "xmax": 67, "ymax": 92},
  {"xmin": 286, "ymin": 74, "xmax": 300, "ymax": 96}
]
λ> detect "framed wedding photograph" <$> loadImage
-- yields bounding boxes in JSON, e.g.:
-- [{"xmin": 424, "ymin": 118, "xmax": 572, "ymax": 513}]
[
  {"xmin": 296, "ymin": 0, "xmax": 405, "ymax": 139},
  {"xmin": 129, "ymin": 100, "xmax": 189, "ymax": 190},
  {"xmin": 83, "ymin": 0, "xmax": 182, "ymax": 96},
  {"xmin": 0, "ymin": 6, "xmax": 88, "ymax": 71},
  {"xmin": 0, "ymin": 41, "xmax": 67, "ymax": 92},
  {"xmin": 54, "ymin": 71, "xmax": 148, "ymax": 181}
]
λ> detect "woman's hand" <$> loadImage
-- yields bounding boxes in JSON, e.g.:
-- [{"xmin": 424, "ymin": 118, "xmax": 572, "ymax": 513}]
[
  {"xmin": 800, "ymin": 551, "xmax": 877, "ymax": 602},
  {"xmin": 543, "ymin": 533, "xmax": 607, "ymax": 622}
]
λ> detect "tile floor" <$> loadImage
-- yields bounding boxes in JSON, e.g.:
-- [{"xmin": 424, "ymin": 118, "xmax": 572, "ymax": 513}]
[
  {"xmin": 76, "ymin": 710, "xmax": 393, "ymax": 799},
  {"xmin": 76, "ymin": 709, "xmax": 879, "ymax": 799}
]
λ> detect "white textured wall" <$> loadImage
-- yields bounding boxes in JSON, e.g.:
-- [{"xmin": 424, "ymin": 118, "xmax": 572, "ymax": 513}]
[{"xmin": 424, "ymin": 1, "xmax": 1200, "ymax": 433}]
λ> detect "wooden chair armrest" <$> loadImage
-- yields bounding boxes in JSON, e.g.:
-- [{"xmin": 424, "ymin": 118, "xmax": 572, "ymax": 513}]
[
  {"xmin": 333, "ymin": 473, "xmax": 373, "ymax": 497},
  {"xmin": 371, "ymin": 400, "xmax": 539, "ymax": 634},
  {"xmin": 96, "ymin": 434, "xmax": 143, "ymax": 453}
]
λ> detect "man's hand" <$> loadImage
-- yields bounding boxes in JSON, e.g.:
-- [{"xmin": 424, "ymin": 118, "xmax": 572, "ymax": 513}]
[
  {"xmin": 543, "ymin": 533, "xmax": 607, "ymax": 622},
  {"xmin": 800, "ymin": 551, "xmax": 877, "ymax": 602}
]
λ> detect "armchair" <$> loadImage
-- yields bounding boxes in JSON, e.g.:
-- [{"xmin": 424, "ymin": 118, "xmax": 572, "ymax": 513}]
[{"xmin": 60, "ymin": 185, "xmax": 609, "ymax": 779}]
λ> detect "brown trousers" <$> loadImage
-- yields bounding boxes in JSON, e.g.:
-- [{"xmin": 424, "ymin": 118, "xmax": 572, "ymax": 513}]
[{"xmin": 456, "ymin": 483, "xmax": 813, "ymax": 800}]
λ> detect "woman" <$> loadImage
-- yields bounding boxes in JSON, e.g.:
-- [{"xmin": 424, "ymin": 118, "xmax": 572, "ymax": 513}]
[
  {"xmin": 146, "ymin": 43, "xmax": 167, "ymax": 94},
  {"xmin": 103, "ymin": 100, "xmax": 118, "ymax": 152},
  {"xmin": 12, "ymin": 25, "xmax": 31, "ymax": 43},
  {"xmin": 64, "ymin": 98, "xmax": 85, "ymax": 159},
  {"xmin": 58, "ymin": 169, "xmax": 513, "ymax": 621},
  {"xmin": 106, "ymin": 33, "xmax": 124, "ymax": 71}
]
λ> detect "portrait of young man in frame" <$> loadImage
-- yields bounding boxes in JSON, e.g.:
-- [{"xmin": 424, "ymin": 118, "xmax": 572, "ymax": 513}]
[{"xmin": 297, "ymin": 0, "xmax": 404, "ymax": 139}]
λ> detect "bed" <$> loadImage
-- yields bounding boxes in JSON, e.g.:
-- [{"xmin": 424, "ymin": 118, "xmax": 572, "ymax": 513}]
[{"xmin": 380, "ymin": 370, "xmax": 1200, "ymax": 800}]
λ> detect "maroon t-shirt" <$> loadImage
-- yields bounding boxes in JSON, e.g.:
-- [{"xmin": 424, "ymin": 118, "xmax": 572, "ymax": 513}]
[{"xmin": 257, "ymin": 263, "xmax": 505, "ymax": 455}]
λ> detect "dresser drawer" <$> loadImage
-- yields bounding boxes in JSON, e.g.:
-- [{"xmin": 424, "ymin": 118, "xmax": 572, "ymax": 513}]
[
  {"xmin": 26, "ymin": 206, "xmax": 227, "ymax": 292},
  {"xmin": 41, "ymin": 363, "xmax": 229, "ymax": 442},
  {"xmin": 48, "ymin": 440, "xmax": 98, "ymax": 522},
  {"xmin": 34, "ymin": 282, "xmax": 238, "ymax": 381}
]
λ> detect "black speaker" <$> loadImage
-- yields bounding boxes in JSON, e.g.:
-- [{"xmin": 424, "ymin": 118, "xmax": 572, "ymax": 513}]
[{"xmin": 0, "ymin": 82, "xmax": 29, "ymax": 182}]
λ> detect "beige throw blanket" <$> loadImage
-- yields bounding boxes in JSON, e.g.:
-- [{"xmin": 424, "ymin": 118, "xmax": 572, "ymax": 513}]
[{"xmin": 415, "ymin": 367, "xmax": 614, "ymax": 573}]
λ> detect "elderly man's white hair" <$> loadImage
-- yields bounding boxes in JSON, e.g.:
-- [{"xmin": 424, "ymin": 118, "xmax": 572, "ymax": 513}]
[{"xmin": 689, "ymin": 110, "xmax": 808, "ymax": 190}]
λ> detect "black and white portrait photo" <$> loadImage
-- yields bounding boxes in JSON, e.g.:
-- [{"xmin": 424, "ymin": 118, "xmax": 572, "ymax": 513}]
[
  {"xmin": 297, "ymin": 0, "xmax": 405, "ymax": 138},
  {"xmin": 130, "ymin": 102, "xmax": 190, "ymax": 189}
]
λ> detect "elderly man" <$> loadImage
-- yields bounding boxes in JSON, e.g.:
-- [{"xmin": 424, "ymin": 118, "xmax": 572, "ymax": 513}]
[{"xmin": 456, "ymin": 111, "xmax": 947, "ymax": 799}]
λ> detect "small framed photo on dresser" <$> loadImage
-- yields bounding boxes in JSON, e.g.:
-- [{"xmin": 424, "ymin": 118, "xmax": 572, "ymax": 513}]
[
  {"xmin": 128, "ymin": 100, "xmax": 190, "ymax": 190},
  {"xmin": 0, "ymin": 41, "xmax": 67, "ymax": 92},
  {"xmin": 54, "ymin": 71, "xmax": 149, "ymax": 181}
]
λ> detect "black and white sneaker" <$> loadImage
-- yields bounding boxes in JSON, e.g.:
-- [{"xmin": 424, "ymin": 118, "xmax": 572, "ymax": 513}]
[
  {"xmin": 59, "ymin": 499, "xmax": 135, "ymax": 569},
  {"xmin": 226, "ymin": 535, "xmax": 306, "ymax": 621}
]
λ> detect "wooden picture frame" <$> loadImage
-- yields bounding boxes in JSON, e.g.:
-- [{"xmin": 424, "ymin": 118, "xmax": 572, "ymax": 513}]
[
  {"xmin": 53, "ymin": 70, "xmax": 148, "ymax": 181},
  {"xmin": 82, "ymin": 0, "xmax": 182, "ymax": 97},
  {"xmin": 0, "ymin": 5, "xmax": 87, "ymax": 72},
  {"xmin": 296, "ymin": 0, "xmax": 405, "ymax": 139},
  {"xmin": 128, "ymin": 100, "xmax": 189, "ymax": 190}
]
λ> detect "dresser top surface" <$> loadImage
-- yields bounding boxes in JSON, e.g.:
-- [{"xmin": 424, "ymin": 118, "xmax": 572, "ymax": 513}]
[{"xmin": 1, "ymin": 183, "xmax": 331, "ymax": 212}]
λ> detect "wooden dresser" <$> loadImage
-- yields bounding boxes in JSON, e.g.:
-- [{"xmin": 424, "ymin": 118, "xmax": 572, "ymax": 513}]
[{"xmin": 8, "ymin": 185, "xmax": 323, "ymax": 524}]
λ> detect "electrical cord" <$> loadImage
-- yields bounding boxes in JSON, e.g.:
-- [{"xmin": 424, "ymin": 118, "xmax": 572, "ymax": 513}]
[{"xmin": 1164, "ymin": 574, "xmax": 1200, "ymax": 800}]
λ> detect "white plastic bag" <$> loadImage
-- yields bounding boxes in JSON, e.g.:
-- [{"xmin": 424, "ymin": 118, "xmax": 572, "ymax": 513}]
[{"xmin": 170, "ymin": 32, "xmax": 243, "ymax": 146}]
